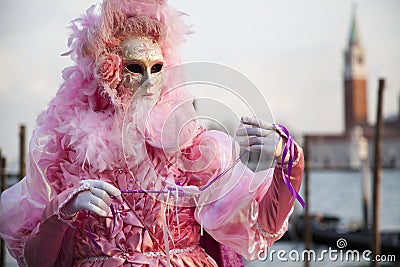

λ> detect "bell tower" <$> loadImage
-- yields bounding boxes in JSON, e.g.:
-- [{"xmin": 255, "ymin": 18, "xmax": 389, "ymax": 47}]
[{"xmin": 344, "ymin": 11, "xmax": 368, "ymax": 133}]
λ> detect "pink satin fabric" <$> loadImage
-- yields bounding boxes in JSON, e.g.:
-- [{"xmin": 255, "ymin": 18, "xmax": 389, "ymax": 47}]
[{"xmin": 0, "ymin": 128, "xmax": 303, "ymax": 267}]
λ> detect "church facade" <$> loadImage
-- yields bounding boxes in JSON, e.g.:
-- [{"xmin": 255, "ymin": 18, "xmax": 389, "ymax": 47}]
[{"xmin": 308, "ymin": 13, "xmax": 400, "ymax": 170}]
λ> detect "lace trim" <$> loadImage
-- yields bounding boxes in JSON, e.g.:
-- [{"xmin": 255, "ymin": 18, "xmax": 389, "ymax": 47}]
[
  {"xmin": 19, "ymin": 237, "xmax": 29, "ymax": 267},
  {"xmin": 57, "ymin": 180, "xmax": 91, "ymax": 224},
  {"xmin": 74, "ymin": 256, "xmax": 109, "ymax": 263},
  {"xmin": 254, "ymin": 221, "xmax": 285, "ymax": 239},
  {"xmin": 73, "ymin": 247, "xmax": 197, "ymax": 263},
  {"xmin": 143, "ymin": 245, "xmax": 196, "ymax": 257}
]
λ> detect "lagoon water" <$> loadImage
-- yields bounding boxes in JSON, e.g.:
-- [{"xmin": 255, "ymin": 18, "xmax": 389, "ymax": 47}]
[
  {"xmin": 304, "ymin": 169, "xmax": 399, "ymax": 231},
  {"xmin": 4, "ymin": 170, "xmax": 400, "ymax": 266}
]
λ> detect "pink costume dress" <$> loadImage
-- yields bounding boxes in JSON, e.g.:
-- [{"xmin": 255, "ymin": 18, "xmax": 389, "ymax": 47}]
[{"xmin": 0, "ymin": 2, "xmax": 304, "ymax": 267}]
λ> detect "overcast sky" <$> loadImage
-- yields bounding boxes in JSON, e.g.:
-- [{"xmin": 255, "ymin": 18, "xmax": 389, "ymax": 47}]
[{"xmin": 0, "ymin": 0, "xmax": 399, "ymax": 170}]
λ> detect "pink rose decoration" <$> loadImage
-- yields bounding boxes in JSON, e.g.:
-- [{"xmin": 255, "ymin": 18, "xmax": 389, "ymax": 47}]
[{"xmin": 95, "ymin": 54, "xmax": 122, "ymax": 89}]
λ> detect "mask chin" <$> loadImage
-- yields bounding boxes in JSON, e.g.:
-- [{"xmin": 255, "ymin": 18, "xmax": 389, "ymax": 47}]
[{"xmin": 107, "ymin": 75, "xmax": 163, "ymax": 114}]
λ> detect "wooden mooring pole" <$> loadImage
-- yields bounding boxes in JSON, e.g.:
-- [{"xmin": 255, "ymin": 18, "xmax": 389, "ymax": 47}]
[
  {"xmin": 371, "ymin": 78, "xmax": 385, "ymax": 267},
  {"xmin": 304, "ymin": 136, "xmax": 312, "ymax": 267},
  {"xmin": 0, "ymin": 150, "xmax": 6, "ymax": 267},
  {"xmin": 19, "ymin": 124, "xmax": 26, "ymax": 179},
  {"xmin": 362, "ymin": 158, "xmax": 369, "ymax": 231}
]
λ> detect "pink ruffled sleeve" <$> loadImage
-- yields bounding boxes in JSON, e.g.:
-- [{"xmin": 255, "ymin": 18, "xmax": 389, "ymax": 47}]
[
  {"xmin": 0, "ymin": 132, "xmax": 87, "ymax": 266},
  {"xmin": 257, "ymin": 140, "xmax": 303, "ymax": 236},
  {"xmin": 192, "ymin": 130, "xmax": 304, "ymax": 261}
]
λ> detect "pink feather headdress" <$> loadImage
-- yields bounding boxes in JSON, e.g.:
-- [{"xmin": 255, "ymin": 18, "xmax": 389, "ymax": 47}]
[
  {"xmin": 64, "ymin": 0, "xmax": 189, "ymax": 69},
  {"xmin": 32, "ymin": 0, "xmax": 199, "ymax": 178}
]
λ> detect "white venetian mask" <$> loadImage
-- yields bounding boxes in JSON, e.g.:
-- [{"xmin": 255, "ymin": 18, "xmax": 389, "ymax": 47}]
[{"xmin": 120, "ymin": 36, "xmax": 164, "ymax": 102}]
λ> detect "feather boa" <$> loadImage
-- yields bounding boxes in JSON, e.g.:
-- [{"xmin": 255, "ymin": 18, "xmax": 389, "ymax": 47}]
[{"xmin": 31, "ymin": 1, "xmax": 199, "ymax": 185}]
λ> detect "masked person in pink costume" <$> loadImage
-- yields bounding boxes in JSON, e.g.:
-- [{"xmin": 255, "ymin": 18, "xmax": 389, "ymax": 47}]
[{"xmin": 0, "ymin": 0, "xmax": 304, "ymax": 266}]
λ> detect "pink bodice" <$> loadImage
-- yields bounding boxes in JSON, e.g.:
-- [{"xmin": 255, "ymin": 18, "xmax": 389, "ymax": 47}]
[{"xmin": 69, "ymin": 168, "xmax": 215, "ymax": 266}]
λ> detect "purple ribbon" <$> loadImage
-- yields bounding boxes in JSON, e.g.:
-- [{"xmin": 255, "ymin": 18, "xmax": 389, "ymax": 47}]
[{"xmin": 275, "ymin": 124, "xmax": 306, "ymax": 208}]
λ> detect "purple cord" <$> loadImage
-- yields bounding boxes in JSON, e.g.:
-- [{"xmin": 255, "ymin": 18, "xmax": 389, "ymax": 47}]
[
  {"xmin": 87, "ymin": 211, "xmax": 103, "ymax": 251},
  {"xmin": 199, "ymin": 150, "xmax": 249, "ymax": 191}
]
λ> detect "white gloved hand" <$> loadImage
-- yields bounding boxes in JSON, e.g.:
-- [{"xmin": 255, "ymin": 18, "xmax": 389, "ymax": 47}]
[
  {"xmin": 64, "ymin": 180, "xmax": 121, "ymax": 217},
  {"xmin": 237, "ymin": 117, "xmax": 287, "ymax": 162}
]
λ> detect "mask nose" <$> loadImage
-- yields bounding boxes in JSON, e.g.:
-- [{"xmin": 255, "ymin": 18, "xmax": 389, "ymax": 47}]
[{"xmin": 143, "ymin": 68, "xmax": 154, "ymax": 92}]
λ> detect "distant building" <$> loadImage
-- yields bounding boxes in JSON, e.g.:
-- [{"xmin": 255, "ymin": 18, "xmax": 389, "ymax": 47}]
[{"xmin": 308, "ymin": 12, "xmax": 400, "ymax": 170}]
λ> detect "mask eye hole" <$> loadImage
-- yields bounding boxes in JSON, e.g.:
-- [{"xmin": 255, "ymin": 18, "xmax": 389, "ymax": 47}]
[
  {"xmin": 151, "ymin": 63, "xmax": 163, "ymax": 74},
  {"xmin": 125, "ymin": 63, "xmax": 143, "ymax": 74}
]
